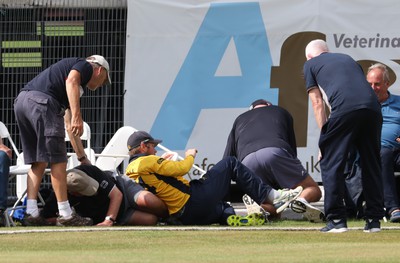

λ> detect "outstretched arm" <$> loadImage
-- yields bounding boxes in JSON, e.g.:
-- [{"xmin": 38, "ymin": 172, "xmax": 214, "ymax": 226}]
[
  {"xmin": 96, "ymin": 186, "xmax": 123, "ymax": 226},
  {"xmin": 64, "ymin": 109, "xmax": 91, "ymax": 165}
]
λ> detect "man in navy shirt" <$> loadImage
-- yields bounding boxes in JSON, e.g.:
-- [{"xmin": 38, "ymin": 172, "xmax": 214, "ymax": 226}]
[
  {"xmin": 14, "ymin": 55, "xmax": 111, "ymax": 226},
  {"xmin": 303, "ymin": 39, "xmax": 384, "ymax": 232}
]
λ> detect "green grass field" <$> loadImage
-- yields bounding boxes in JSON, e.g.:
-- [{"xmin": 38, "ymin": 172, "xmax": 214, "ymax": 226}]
[{"xmin": 1, "ymin": 220, "xmax": 400, "ymax": 262}]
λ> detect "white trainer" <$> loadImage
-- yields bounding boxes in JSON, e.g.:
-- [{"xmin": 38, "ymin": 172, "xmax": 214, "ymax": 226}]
[
  {"xmin": 273, "ymin": 186, "xmax": 303, "ymax": 213},
  {"xmin": 291, "ymin": 198, "xmax": 325, "ymax": 223},
  {"xmin": 242, "ymin": 194, "xmax": 270, "ymax": 221}
]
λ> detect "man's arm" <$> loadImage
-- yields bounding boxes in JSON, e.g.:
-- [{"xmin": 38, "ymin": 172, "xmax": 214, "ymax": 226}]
[
  {"xmin": 66, "ymin": 69, "xmax": 84, "ymax": 137},
  {"xmin": 308, "ymin": 87, "xmax": 327, "ymax": 129},
  {"xmin": 0, "ymin": 137, "xmax": 12, "ymax": 159},
  {"xmin": 96, "ymin": 186, "xmax": 123, "ymax": 226},
  {"xmin": 64, "ymin": 109, "xmax": 91, "ymax": 165}
]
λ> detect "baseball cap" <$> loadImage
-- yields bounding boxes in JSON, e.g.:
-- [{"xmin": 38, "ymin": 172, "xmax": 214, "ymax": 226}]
[
  {"xmin": 249, "ymin": 99, "xmax": 273, "ymax": 110},
  {"xmin": 127, "ymin": 131, "xmax": 162, "ymax": 150},
  {"xmin": 66, "ymin": 169, "xmax": 99, "ymax": 196},
  {"xmin": 86, "ymin": 55, "xmax": 111, "ymax": 85}
]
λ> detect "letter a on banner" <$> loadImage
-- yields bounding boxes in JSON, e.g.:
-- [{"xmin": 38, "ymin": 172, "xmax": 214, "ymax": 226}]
[{"xmin": 151, "ymin": 2, "xmax": 278, "ymax": 149}]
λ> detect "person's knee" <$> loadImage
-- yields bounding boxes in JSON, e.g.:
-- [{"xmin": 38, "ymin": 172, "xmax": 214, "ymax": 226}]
[
  {"xmin": 136, "ymin": 191, "xmax": 168, "ymax": 218},
  {"xmin": 128, "ymin": 212, "xmax": 159, "ymax": 226},
  {"xmin": 296, "ymin": 176, "xmax": 322, "ymax": 202}
]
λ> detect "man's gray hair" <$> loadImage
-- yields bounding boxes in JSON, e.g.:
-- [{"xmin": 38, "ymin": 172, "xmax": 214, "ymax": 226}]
[
  {"xmin": 305, "ymin": 39, "xmax": 329, "ymax": 60},
  {"xmin": 368, "ymin": 63, "xmax": 390, "ymax": 83}
]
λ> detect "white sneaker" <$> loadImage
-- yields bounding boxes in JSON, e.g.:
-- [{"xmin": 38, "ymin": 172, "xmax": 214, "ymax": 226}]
[
  {"xmin": 273, "ymin": 186, "xmax": 303, "ymax": 213},
  {"xmin": 242, "ymin": 194, "xmax": 270, "ymax": 220},
  {"xmin": 290, "ymin": 198, "xmax": 325, "ymax": 223}
]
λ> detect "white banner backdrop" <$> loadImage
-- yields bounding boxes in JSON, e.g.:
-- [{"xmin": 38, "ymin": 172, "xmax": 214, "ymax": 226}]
[{"xmin": 124, "ymin": 0, "xmax": 400, "ymax": 182}]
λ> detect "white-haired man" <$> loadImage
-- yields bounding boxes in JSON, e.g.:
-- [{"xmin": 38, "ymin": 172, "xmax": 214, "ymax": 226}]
[{"xmin": 303, "ymin": 39, "xmax": 384, "ymax": 232}]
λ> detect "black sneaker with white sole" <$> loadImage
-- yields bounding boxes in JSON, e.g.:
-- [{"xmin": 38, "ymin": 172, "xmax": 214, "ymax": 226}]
[
  {"xmin": 364, "ymin": 219, "xmax": 381, "ymax": 233},
  {"xmin": 321, "ymin": 219, "xmax": 348, "ymax": 233}
]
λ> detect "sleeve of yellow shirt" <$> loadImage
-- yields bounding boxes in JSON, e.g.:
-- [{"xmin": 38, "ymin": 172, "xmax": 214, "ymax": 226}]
[
  {"xmin": 149, "ymin": 155, "xmax": 194, "ymax": 177},
  {"xmin": 126, "ymin": 154, "xmax": 194, "ymax": 178}
]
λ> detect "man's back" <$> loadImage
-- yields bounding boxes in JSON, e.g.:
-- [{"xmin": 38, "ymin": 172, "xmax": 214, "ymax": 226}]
[
  {"xmin": 223, "ymin": 105, "xmax": 296, "ymax": 162},
  {"xmin": 303, "ymin": 52, "xmax": 380, "ymax": 118},
  {"xmin": 22, "ymin": 58, "xmax": 93, "ymax": 108}
]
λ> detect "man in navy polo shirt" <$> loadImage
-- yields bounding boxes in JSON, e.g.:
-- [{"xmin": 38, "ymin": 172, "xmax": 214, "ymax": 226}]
[
  {"xmin": 303, "ymin": 39, "xmax": 384, "ymax": 232},
  {"xmin": 14, "ymin": 55, "xmax": 111, "ymax": 226}
]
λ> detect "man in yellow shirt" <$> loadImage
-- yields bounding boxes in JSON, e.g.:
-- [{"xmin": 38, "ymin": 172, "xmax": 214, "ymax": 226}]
[{"xmin": 125, "ymin": 131, "xmax": 302, "ymax": 226}]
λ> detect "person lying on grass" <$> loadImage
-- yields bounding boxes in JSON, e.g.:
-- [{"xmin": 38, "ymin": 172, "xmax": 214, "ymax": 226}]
[
  {"xmin": 125, "ymin": 130, "xmax": 303, "ymax": 226},
  {"xmin": 40, "ymin": 164, "xmax": 168, "ymax": 226}
]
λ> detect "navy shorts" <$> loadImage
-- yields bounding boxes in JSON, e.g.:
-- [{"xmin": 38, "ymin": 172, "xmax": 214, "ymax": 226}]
[
  {"xmin": 242, "ymin": 147, "xmax": 308, "ymax": 189},
  {"xmin": 14, "ymin": 90, "xmax": 67, "ymax": 164}
]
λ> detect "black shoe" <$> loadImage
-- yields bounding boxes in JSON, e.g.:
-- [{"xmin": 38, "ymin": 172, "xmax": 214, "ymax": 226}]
[
  {"xmin": 22, "ymin": 213, "xmax": 52, "ymax": 226},
  {"xmin": 389, "ymin": 210, "xmax": 400, "ymax": 223},
  {"xmin": 56, "ymin": 212, "xmax": 93, "ymax": 226},
  {"xmin": 320, "ymin": 219, "xmax": 348, "ymax": 233},
  {"xmin": 364, "ymin": 219, "xmax": 380, "ymax": 233}
]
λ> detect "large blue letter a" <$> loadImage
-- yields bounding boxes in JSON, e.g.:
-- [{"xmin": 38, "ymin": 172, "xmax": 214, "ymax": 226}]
[{"xmin": 151, "ymin": 2, "xmax": 277, "ymax": 149}]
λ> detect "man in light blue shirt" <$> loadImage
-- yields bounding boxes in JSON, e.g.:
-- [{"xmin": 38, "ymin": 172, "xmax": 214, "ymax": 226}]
[{"xmin": 367, "ymin": 63, "xmax": 400, "ymax": 223}]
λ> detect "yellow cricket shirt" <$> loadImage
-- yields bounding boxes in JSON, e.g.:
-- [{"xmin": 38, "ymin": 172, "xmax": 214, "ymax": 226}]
[{"xmin": 125, "ymin": 154, "xmax": 194, "ymax": 215}]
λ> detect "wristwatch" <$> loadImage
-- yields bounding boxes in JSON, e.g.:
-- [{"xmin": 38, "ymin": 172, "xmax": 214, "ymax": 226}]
[
  {"xmin": 78, "ymin": 155, "xmax": 87, "ymax": 162},
  {"xmin": 105, "ymin": 216, "xmax": 116, "ymax": 224}
]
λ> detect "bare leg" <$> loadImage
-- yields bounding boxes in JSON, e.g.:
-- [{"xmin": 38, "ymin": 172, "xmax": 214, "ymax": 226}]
[
  {"xmin": 261, "ymin": 203, "xmax": 281, "ymax": 220},
  {"xmin": 135, "ymin": 191, "xmax": 169, "ymax": 218},
  {"xmin": 27, "ymin": 162, "xmax": 47, "ymax": 199},
  {"xmin": 126, "ymin": 211, "xmax": 159, "ymax": 226},
  {"xmin": 50, "ymin": 162, "xmax": 68, "ymax": 202},
  {"xmin": 295, "ymin": 175, "xmax": 322, "ymax": 203}
]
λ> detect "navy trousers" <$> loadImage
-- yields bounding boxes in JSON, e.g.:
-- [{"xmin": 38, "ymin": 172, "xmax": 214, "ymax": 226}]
[
  {"xmin": 319, "ymin": 109, "xmax": 384, "ymax": 220},
  {"xmin": 380, "ymin": 147, "xmax": 400, "ymax": 215},
  {"xmin": 180, "ymin": 156, "xmax": 272, "ymax": 225}
]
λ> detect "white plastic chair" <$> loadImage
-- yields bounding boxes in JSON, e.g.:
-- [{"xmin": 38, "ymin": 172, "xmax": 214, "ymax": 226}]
[
  {"xmin": 0, "ymin": 121, "xmax": 30, "ymax": 200},
  {"xmin": 94, "ymin": 126, "xmax": 206, "ymax": 178},
  {"xmin": 94, "ymin": 126, "xmax": 135, "ymax": 171},
  {"xmin": 0, "ymin": 121, "xmax": 21, "ymax": 159},
  {"xmin": 0, "ymin": 121, "xmax": 46, "ymax": 226}
]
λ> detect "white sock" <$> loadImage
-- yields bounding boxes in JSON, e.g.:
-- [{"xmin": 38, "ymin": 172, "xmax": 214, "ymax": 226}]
[
  {"xmin": 267, "ymin": 189, "xmax": 280, "ymax": 203},
  {"xmin": 57, "ymin": 201, "xmax": 73, "ymax": 219},
  {"xmin": 26, "ymin": 199, "xmax": 39, "ymax": 217}
]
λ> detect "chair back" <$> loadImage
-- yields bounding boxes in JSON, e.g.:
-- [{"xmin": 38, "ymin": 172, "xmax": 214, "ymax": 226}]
[
  {"xmin": 95, "ymin": 126, "xmax": 135, "ymax": 171},
  {"xmin": 0, "ymin": 121, "xmax": 21, "ymax": 158}
]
